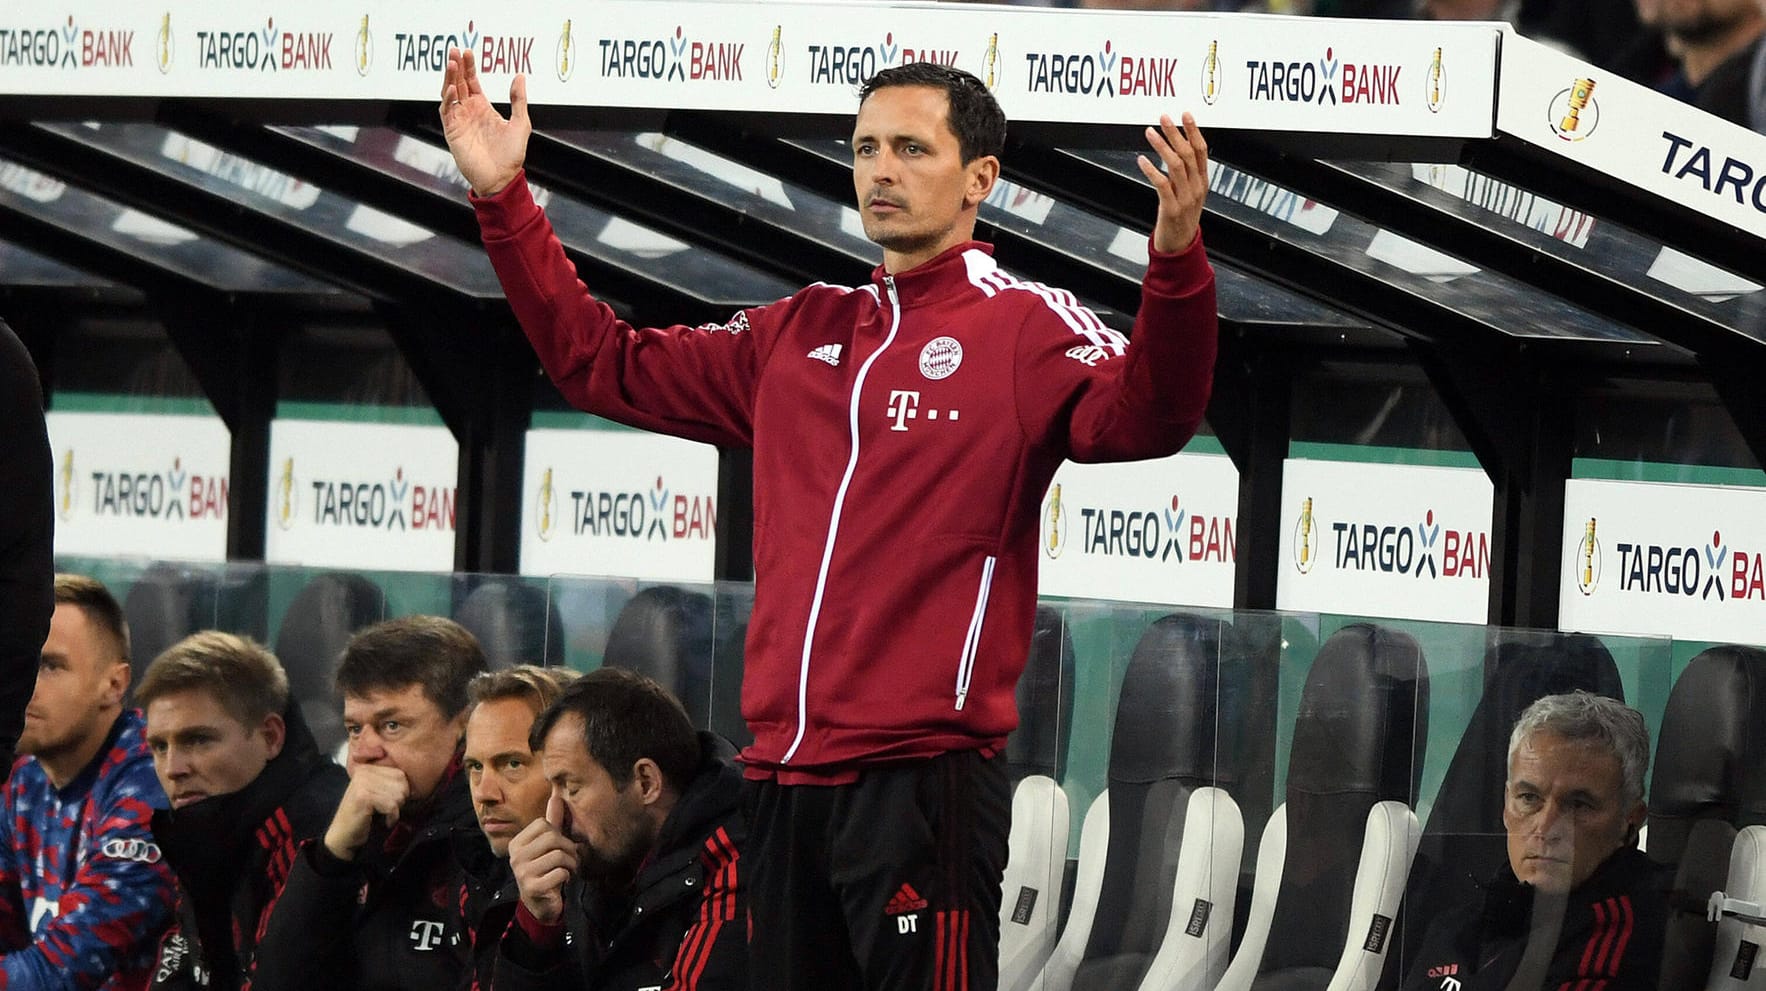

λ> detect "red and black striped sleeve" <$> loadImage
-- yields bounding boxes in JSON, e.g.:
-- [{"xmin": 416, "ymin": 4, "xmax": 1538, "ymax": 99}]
[
  {"xmin": 1559, "ymin": 893, "xmax": 1643, "ymax": 991},
  {"xmin": 662, "ymin": 826, "xmax": 744, "ymax": 991}
]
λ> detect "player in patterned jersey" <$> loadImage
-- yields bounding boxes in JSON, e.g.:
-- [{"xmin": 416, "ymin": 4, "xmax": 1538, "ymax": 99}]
[{"xmin": 0, "ymin": 574, "xmax": 176, "ymax": 990}]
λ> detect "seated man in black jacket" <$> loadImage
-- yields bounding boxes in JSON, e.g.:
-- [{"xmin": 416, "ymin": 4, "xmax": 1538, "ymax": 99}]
[
  {"xmin": 252, "ymin": 616, "xmax": 489, "ymax": 991},
  {"xmin": 1404, "ymin": 691, "xmax": 1672, "ymax": 991},
  {"xmin": 500, "ymin": 667, "xmax": 746, "ymax": 991},
  {"xmin": 459, "ymin": 665, "xmax": 577, "ymax": 990},
  {"xmin": 140, "ymin": 631, "xmax": 348, "ymax": 990}
]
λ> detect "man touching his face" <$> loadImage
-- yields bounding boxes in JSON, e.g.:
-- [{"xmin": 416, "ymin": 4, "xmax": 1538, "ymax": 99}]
[
  {"xmin": 253, "ymin": 616, "xmax": 489, "ymax": 991},
  {"xmin": 498, "ymin": 668, "xmax": 746, "ymax": 991},
  {"xmin": 458, "ymin": 665, "xmax": 576, "ymax": 990}
]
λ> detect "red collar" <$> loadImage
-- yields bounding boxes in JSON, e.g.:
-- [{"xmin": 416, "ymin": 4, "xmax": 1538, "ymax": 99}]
[{"xmin": 870, "ymin": 240, "xmax": 994, "ymax": 308}]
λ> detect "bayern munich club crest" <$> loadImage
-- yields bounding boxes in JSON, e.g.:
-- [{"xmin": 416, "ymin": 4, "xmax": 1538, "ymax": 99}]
[{"xmin": 920, "ymin": 337, "xmax": 963, "ymax": 380}]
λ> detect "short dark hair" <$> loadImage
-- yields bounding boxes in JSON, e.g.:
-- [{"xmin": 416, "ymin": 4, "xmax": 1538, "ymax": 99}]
[
  {"xmin": 529, "ymin": 667, "xmax": 698, "ymax": 792},
  {"xmin": 138, "ymin": 631, "xmax": 289, "ymax": 726},
  {"xmin": 859, "ymin": 63, "xmax": 1006, "ymax": 164},
  {"xmin": 54, "ymin": 573, "xmax": 129, "ymax": 664},
  {"xmin": 335, "ymin": 615, "xmax": 486, "ymax": 719}
]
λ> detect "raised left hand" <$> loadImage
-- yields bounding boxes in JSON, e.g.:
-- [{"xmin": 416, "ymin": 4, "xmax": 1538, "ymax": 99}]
[{"xmin": 1137, "ymin": 113, "xmax": 1209, "ymax": 254}]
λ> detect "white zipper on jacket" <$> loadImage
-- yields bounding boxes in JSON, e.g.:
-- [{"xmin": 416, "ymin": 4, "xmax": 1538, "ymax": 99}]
[
  {"xmin": 780, "ymin": 275, "xmax": 902, "ymax": 764},
  {"xmin": 955, "ymin": 555, "xmax": 996, "ymax": 711}
]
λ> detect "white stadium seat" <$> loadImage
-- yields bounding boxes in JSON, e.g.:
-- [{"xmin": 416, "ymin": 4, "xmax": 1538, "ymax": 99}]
[
  {"xmin": 1217, "ymin": 801, "xmax": 1418, "ymax": 991},
  {"xmin": 1136, "ymin": 787, "xmax": 1244, "ymax": 991},
  {"xmin": 1214, "ymin": 805, "xmax": 1286, "ymax": 991},
  {"xmin": 1035, "ymin": 791, "xmax": 1110, "ymax": 991},
  {"xmin": 1707, "ymin": 825, "xmax": 1766, "ymax": 991},
  {"xmin": 999, "ymin": 775, "xmax": 1072, "ymax": 991}
]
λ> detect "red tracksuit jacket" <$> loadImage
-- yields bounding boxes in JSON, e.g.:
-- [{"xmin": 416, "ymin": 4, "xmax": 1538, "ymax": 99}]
[{"xmin": 474, "ymin": 172, "xmax": 1218, "ymax": 779}]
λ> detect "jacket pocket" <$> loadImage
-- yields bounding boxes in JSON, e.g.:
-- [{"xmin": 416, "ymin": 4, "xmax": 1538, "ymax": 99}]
[{"xmin": 954, "ymin": 555, "xmax": 997, "ymax": 711}]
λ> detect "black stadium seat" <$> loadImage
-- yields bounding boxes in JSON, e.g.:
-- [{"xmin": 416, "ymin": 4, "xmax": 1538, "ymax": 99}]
[
  {"xmin": 123, "ymin": 562, "xmax": 220, "ymax": 694},
  {"xmin": 1221, "ymin": 622, "xmax": 1429, "ymax": 991},
  {"xmin": 602, "ymin": 585, "xmax": 714, "ymax": 726},
  {"xmin": 274, "ymin": 572, "xmax": 383, "ymax": 757},
  {"xmin": 1042, "ymin": 613, "xmax": 1248, "ymax": 991},
  {"xmin": 1648, "ymin": 645, "xmax": 1766, "ymax": 990},
  {"xmin": 453, "ymin": 577, "xmax": 562, "ymax": 670},
  {"xmin": 998, "ymin": 607, "xmax": 1077, "ymax": 991},
  {"xmin": 709, "ymin": 621, "xmax": 752, "ymax": 748},
  {"xmin": 121, "ymin": 562, "xmax": 269, "ymax": 691},
  {"xmin": 1006, "ymin": 606, "xmax": 1077, "ymax": 784}
]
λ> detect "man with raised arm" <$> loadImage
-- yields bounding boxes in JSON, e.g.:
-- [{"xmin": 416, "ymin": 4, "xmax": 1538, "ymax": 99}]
[{"xmin": 443, "ymin": 48, "xmax": 1216, "ymax": 989}]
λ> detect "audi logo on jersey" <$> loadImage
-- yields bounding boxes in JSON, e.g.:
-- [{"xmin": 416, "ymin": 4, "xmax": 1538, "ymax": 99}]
[{"xmin": 102, "ymin": 837, "xmax": 163, "ymax": 863}]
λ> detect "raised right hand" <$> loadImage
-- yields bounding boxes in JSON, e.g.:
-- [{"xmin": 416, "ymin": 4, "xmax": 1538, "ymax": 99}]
[
  {"xmin": 323, "ymin": 764, "xmax": 411, "ymax": 861},
  {"xmin": 439, "ymin": 46, "xmax": 531, "ymax": 197},
  {"xmin": 509, "ymin": 792, "xmax": 578, "ymax": 925}
]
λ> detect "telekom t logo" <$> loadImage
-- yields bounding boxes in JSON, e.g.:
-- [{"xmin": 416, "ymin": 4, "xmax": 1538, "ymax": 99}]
[
  {"xmin": 409, "ymin": 920, "xmax": 444, "ymax": 951},
  {"xmin": 887, "ymin": 390, "xmax": 921, "ymax": 431}
]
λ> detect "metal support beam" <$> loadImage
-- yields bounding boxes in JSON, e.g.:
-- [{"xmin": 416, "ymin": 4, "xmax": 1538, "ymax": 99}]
[
  {"xmin": 158, "ymin": 107, "xmax": 485, "ymax": 244},
  {"xmin": 1466, "ymin": 135, "xmax": 1765, "ymax": 292},
  {"xmin": 149, "ymin": 114, "xmax": 752, "ymax": 326},
  {"xmin": 1512, "ymin": 380, "xmax": 1575, "ymax": 630},
  {"xmin": 375, "ymin": 303, "xmax": 536, "ymax": 573},
  {"xmin": 517, "ymin": 129, "xmax": 861, "ymax": 288},
  {"xmin": 0, "ymin": 123, "xmax": 470, "ymax": 307},
  {"xmin": 226, "ymin": 323, "xmax": 278, "ymax": 562},
  {"xmin": 1701, "ymin": 343, "xmax": 1766, "ymax": 471},
  {"xmin": 716, "ymin": 449, "xmax": 755, "ymax": 583},
  {"xmin": 998, "ymin": 141, "xmax": 1554, "ymax": 361},
  {"xmin": 1237, "ymin": 153, "xmax": 1735, "ymax": 362},
  {"xmin": 152, "ymin": 295, "xmax": 284, "ymax": 561},
  {"xmin": 452, "ymin": 320, "xmax": 534, "ymax": 574},
  {"xmin": 0, "ymin": 200, "xmax": 217, "ymax": 305},
  {"xmin": 1410, "ymin": 339, "xmax": 1574, "ymax": 628},
  {"xmin": 1209, "ymin": 329, "xmax": 1293, "ymax": 611}
]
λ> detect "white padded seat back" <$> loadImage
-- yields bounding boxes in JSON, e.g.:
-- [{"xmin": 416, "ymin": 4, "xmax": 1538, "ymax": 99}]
[
  {"xmin": 1708, "ymin": 825, "xmax": 1766, "ymax": 990},
  {"xmin": 1214, "ymin": 804, "xmax": 1289, "ymax": 991},
  {"xmin": 1136, "ymin": 787, "xmax": 1244, "ymax": 991},
  {"xmin": 999, "ymin": 775, "xmax": 1072, "ymax": 991},
  {"xmin": 1322, "ymin": 800, "xmax": 1420, "ymax": 991},
  {"xmin": 1036, "ymin": 791, "xmax": 1110, "ymax": 991}
]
